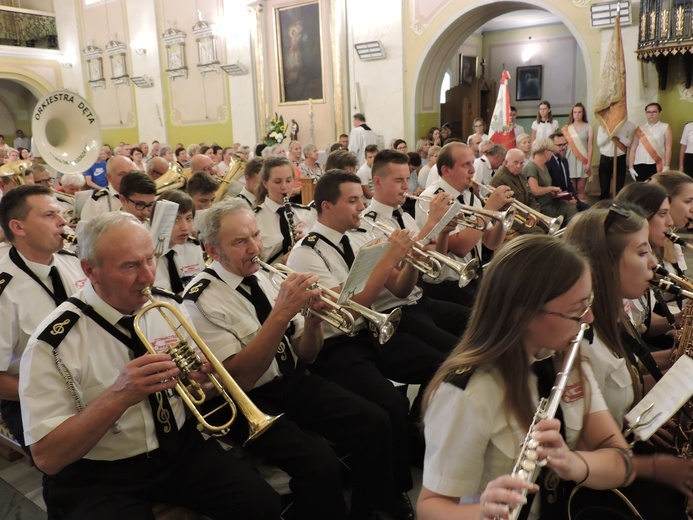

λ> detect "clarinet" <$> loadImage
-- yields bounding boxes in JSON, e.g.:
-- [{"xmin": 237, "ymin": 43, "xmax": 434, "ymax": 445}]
[
  {"xmin": 509, "ymin": 322, "xmax": 589, "ymax": 520},
  {"xmin": 282, "ymin": 195, "xmax": 298, "ymax": 251}
]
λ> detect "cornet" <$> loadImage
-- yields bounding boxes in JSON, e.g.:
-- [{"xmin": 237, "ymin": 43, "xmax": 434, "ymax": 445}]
[
  {"xmin": 252, "ymin": 257, "xmax": 402, "ymax": 344},
  {"xmin": 472, "ymin": 180, "xmax": 563, "ymax": 235},
  {"xmin": 406, "ymin": 193, "xmax": 515, "ymax": 232},
  {"xmin": 361, "ymin": 218, "xmax": 478, "ymax": 288},
  {"xmin": 134, "ymin": 287, "xmax": 282, "ymax": 445}
]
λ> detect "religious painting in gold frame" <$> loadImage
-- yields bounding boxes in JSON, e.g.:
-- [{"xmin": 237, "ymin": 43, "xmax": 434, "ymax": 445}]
[{"xmin": 274, "ymin": 1, "xmax": 325, "ymax": 104}]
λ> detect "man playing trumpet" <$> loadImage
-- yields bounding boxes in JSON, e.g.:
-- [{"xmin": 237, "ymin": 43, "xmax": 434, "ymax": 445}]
[
  {"xmin": 183, "ymin": 199, "xmax": 398, "ymax": 520},
  {"xmin": 415, "ymin": 141, "xmax": 513, "ymax": 306},
  {"xmin": 19, "ymin": 212, "xmax": 281, "ymax": 519}
]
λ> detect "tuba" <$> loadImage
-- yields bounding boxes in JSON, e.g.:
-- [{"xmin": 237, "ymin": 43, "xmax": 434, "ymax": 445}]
[
  {"xmin": 0, "ymin": 160, "xmax": 33, "ymax": 187},
  {"xmin": 31, "ymin": 90, "xmax": 102, "ymax": 173},
  {"xmin": 134, "ymin": 287, "xmax": 282, "ymax": 444},
  {"xmin": 155, "ymin": 162, "xmax": 187, "ymax": 195},
  {"xmin": 214, "ymin": 155, "xmax": 247, "ymax": 203}
]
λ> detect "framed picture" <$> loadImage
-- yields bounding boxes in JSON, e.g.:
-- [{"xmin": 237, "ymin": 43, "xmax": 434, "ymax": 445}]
[
  {"xmin": 275, "ymin": 1, "xmax": 324, "ymax": 104},
  {"xmin": 516, "ymin": 65, "xmax": 543, "ymax": 101},
  {"xmin": 460, "ymin": 55, "xmax": 476, "ymax": 85}
]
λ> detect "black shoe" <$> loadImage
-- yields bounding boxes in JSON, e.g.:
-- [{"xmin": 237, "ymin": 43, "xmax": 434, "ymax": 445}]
[{"xmin": 385, "ymin": 492, "xmax": 415, "ymax": 520}]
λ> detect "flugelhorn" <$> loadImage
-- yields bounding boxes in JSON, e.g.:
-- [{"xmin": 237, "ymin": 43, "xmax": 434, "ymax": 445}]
[
  {"xmin": 214, "ymin": 155, "xmax": 247, "ymax": 203},
  {"xmin": 252, "ymin": 257, "xmax": 401, "ymax": 344},
  {"xmin": 509, "ymin": 323, "xmax": 589, "ymax": 520},
  {"xmin": 472, "ymin": 180, "xmax": 563, "ymax": 235},
  {"xmin": 665, "ymin": 232, "xmax": 693, "ymax": 251},
  {"xmin": 360, "ymin": 218, "xmax": 442, "ymax": 279},
  {"xmin": 361, "ymin": 217, "xmax": 479, "ymax": 287},
  {"xmin": 406, "ymin": 193, "xmax": 515, "ymax": 232},
  {"xmin": 134, "ymin": 287, "xmax": 282, "ymax": 444}
]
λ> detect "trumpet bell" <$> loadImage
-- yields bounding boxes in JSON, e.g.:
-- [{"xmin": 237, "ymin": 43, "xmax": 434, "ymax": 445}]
[
  {"xmin": 32, "ymin": 91, "xmax": 102, "ymax": 174},
  {"xmin": 370, "ymin": 307, "xmax": 402, "ymax": 345}
]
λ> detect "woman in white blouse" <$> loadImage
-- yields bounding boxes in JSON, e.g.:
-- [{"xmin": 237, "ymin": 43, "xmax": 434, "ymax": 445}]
[
  {"xmin": 530, "ymin": 101, "xmax": 559, "ymax": 143},
  {"xmin": 418, "ymin": 235, "xmax": 633, "ymax": 520}
]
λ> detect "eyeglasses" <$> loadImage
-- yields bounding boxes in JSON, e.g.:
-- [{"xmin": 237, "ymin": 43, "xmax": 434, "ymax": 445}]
[
  {"xmin": 36, "ymin": 177, "xmax": 56, "ymax": 185},
  {"xmin": 645, "ymin": 110, "xmax": 660, "ymax": 114},
  {"xmin": 555, "ymin": 143, "xmax": 569, "ymax": 148},
  {"xmin": 604, "ymin": 202, "xmax": 630, "ymax": 234},
  {"xmin": 124, "ymin": 196, "xmax": 155, "ymax": 211},
  {"xmin": 541, "ymin": 291, "xmax": 594, "ymax": 322}
]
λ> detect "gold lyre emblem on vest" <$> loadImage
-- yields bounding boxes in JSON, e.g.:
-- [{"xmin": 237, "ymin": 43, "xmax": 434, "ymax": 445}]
[{"xmin": 50, "ymin": 319, "xmax": 71, "ymax": 335}]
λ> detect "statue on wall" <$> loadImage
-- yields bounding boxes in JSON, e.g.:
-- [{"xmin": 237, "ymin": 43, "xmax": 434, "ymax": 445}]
[{"xmin": 290, "ymin": 119, "xmax": 299, "ymax": 141}]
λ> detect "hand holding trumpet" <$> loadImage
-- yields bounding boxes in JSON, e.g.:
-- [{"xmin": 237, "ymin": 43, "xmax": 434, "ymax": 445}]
[
  {"xmin": 484, "ymin": 184, "xmax": 515, "ymax": 213},
  {"xmin": 274, "ymin": 272, "xmax": 323, "ymax": 324}
]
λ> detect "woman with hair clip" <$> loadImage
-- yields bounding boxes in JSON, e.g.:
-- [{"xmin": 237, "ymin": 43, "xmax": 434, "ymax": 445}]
[
  {"xmin": 254, "ymin": 155, "xmax": 315, "ymax": 265},
  {"xmin": 564, "ymin": 203, "xmax": 691, "ymax": 519},
  {"xmin": 417, "ymin": 234, "xmax": 634, "ymax": 520},
  {"xmin": 615, "ymin": 183, "xmax": 682, "ymax": 346},
  {"xmin": 153, "ymin": 190, "xmax": 205, "ymax": 295}
]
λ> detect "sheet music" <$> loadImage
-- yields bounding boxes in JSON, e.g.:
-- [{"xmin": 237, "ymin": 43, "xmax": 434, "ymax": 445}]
[
  {"xmin": 421, "ymin": 201, "xmax": 462, "ymax": 244},
  {"xmin": 149, "ymin": 199, "xmax": 179, "ymax": 257},
  {"xmin": 337, "ymin": 241, "xmax": 389, "ymax": 304},
  {"xmin": 624, "ymin": 355, "xmax": 693, "ymax": 441}
]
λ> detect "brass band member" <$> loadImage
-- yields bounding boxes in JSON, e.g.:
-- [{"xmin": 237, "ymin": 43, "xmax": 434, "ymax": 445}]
[
  {"xmin": 237, "ymin": 157, "xmax": 263, "ymax": 207},
  {"xmin": 415, "ymin": 142, "xmax": 511, "ymax": 307},
  {"xmin": 117, "ymin": 172, "xmax": 157, "ymax": 224},
  {"xmin": 184, "ymin": 199, "xmax": 398, "ymax": 519},
  {"xmin": 418, "ymin": 235, "xmax": 634, "ymax": 520},
  {"xmin": 80, "ymin": 155, "xmax": 135, "ymax": 222},
  {"xmin": 0, "ymin": 185, "xmax": 86, "ymax": 450},
  {"xmin": 255, "ymin": 156, "xmax": 315, "ymax": 265},
  {"xmin": 19, "ymin": 212, "xmax": 281, "ymax": 519},
  {"xmin": 565, "ymin": 203, "xmax": 690, "ymax": 519}
]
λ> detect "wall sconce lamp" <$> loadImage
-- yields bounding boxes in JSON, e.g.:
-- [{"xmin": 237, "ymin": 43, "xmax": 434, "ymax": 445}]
[
  {"xmin": 590, "ymin": 0, "xmax": 631, "ymax": 28},
  {"xmin": 134, "ymin": 48, "xmax": 146, "ymax": 55},
  {"xmin": 61, "ymin": 62, "xmax": 73, "ymax": 69},
  {"xmin": 220, "ymin": 62, "xmax": 247, "ymax": 76},
  {"xmin": 354, "ymin": 41, "xmax": 386, "ymax": 61},
  {"xmin": 131, "ymin": 75, "xmax": 154, "ymax": 88}
]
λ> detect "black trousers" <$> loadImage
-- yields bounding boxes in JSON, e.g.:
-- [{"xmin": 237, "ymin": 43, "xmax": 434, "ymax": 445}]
[
  {"xmin": 634, "ymin": 163, "xmax": 658, "ymax": 182},
  {"xmin": 422, "ymin": 277, "xmax": 480, "ymax": 310},
  {"xmin": 43, "ymin": 420, "xmax": 281, "ymax": 520},
  {"xmin": 390, "ymin": 296, "xmax": 467, "ymax": 353},
  {"xmin": 313, "ymin": 329, "xmax": 445, "ymax": 492},
  {"xmin": 0, "ymin": 399, "xmax": 30, "ymax": 456},
  {"xmin": 223, "ymin": 374, "xmax": 395, "ymax": 520},
  {"xmin": 683, "ymin": 153, "xmax": 693, "ymax": 176},
  {"xmin": 598, "ymin": 155, "xmax": 627, "ymax": 199}
]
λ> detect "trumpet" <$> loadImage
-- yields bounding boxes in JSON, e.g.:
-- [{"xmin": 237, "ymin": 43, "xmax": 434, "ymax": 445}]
[
  {"xmin": 510, "ymin": 323, "xmax": 589, "ymax": 520},
  {"xmin": 406, "ymin": 193, "xmax": 515, "ymax": 232},
  {"xmin": 361, "ymin": 218, "xmax": 479, "ymax": 287},
  {"xmin": 665, "ymin": 232, "xmax": 693, "ymax": 251},
  {"xmin": 252, "ymin": 257, "xmax": 402, "ymax": 344},
  {"xmin": 134, "ymin": 287, "xmax": 281, "ymax": 445},
  {"xmin": 472, "ymin": 180, "xmax": 563, "ymax": 235}
]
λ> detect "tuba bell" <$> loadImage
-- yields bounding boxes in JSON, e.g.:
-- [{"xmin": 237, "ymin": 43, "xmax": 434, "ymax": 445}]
[
  {"xmin": 0, "ymin": 160, "xmax": 33, "ymax": 187},
  {"xmin": 214, "ymin": 155, "xmax": 247, "ymax": 203},
  {"xmin": 31, "ymin": 90, "xmax": 102, "ymax": 174},
  {"xmin": 155, "ymin": 163, "xmax": 187, "ymax": 195}
]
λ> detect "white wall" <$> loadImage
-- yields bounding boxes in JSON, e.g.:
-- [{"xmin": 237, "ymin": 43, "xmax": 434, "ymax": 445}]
[{"xmin": 346, "ymin": 0, "xmax": 405, "ymax": 146}]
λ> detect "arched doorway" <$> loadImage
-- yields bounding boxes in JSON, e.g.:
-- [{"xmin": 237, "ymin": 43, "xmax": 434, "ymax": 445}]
[{"xmin": 411, "ymin": 1, "xmax": 594, "ymax": 137}]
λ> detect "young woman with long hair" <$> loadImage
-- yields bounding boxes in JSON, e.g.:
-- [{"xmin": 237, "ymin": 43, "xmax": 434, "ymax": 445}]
[{"xmin": 563, "ymin": 103, "xmax": 594, "ymax": 201}]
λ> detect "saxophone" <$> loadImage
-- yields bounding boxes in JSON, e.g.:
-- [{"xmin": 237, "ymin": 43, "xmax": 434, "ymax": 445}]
[
  {"xmin": 673, "ymin": 299, "xmax": 693, "ymax": 519},
  {"xmin": 509, "ymin": 323, "xmax": 589, "ymax": 520},
  {"xmin": 283, "ymin": 195, "xmax": 298, "ymax": 251}
]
